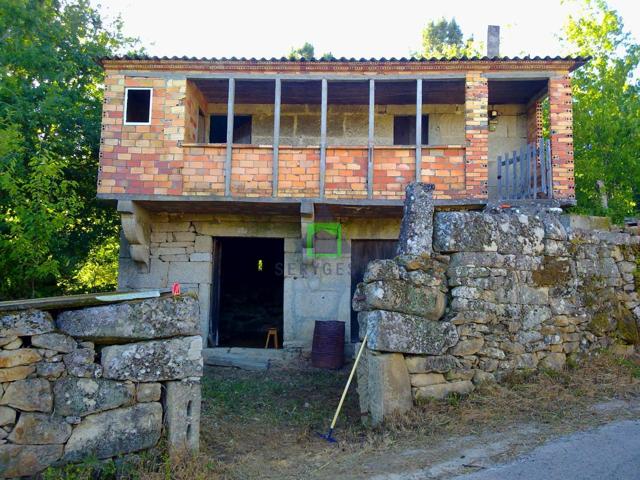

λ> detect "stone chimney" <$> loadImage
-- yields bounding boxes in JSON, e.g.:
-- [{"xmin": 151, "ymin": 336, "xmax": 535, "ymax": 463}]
[{"xmin": 487, "ymin": 25, "xmax": 500, "ymax": 57}]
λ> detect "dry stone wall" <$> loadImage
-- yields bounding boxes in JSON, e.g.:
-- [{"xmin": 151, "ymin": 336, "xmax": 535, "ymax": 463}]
[
  {"xmin": 0, "ymin": 295, "xmax": 203, "ymax": 477},
  {"xmin": 354, "ymin": 185, "xmax": 639, "ymax": 425}
]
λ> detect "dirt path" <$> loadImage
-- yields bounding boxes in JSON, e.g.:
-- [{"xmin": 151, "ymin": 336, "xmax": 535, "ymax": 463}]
[
  {"xmin": 312, "ymin": 400, "xmax": 640, "ymax": 479},
  {"xmin": 198, "ymin": 353, "xmax": 640, "ymax": 480}
]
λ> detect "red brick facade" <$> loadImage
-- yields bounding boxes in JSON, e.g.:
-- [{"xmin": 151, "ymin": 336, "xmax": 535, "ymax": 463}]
[
  {"xmin": 98, "ymin": 59, "xmax": 580, "ymax": 204},
  {"xmin": 464, "ymin": 72, "xmax": 489, "ymax": 197},
  {"xmin": 549, "ymin": 76, "xmax": 575, "ymax": 200}
]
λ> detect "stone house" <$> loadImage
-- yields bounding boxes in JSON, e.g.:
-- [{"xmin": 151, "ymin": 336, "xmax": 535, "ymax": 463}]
[{"xmin": 98, "ymin": 38, "xmax": 586, "ymax": 354}]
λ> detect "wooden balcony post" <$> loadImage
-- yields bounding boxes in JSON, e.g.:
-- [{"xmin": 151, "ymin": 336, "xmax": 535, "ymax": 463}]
[
  {"xmin": 415, "ymin": 79, "xmax": 423, "ymax": 181},
  {"xmin": 368, "ymin": 79, "xmax": 375, "ymax": 199},
  {"xmin": 272, "ymin": 77, "xmax": 281, "ymax": 197},
  {"xmin": 320, "ymin": 78, "xmax": 328, "ymax": 199},
  {"xmin": 224, "ymin": 78, "xmax": 235, "ymax": 196}
]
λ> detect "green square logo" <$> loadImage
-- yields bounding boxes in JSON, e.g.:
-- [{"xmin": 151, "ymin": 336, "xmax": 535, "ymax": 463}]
[{"xmin": 306, "ymin": 222, "xmax": 342, "ymax": 258}]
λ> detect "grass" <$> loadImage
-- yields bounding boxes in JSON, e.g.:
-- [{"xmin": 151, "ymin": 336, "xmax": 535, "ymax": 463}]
[
  {"xmin": 41, "ymin": 350, "xmax": 640, "ymax": 479},
  {"xmin": 201, "ymin": 368, "xmax": 346, "ymax": 428}
]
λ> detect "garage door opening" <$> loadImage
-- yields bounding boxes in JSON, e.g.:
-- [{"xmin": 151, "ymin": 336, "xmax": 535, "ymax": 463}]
[{"xmin": 213, "ymin": 237, "xmax": 284, "ymax": 348}]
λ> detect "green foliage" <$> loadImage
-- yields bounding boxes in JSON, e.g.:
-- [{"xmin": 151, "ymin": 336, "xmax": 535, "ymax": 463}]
[
  {"xmin": 288, "ymin": 42, "xmax": 315, "ymax": 60},
  {"xmin": 418, "ymin": 18, "xmax": 482, "ymax": 58},
  {"xmin": 60, "ymin": 235, "xmax": 119, "ymax": 293},
  {"xmin": 0, "ymin": 0, "xmax": 139, "ymax": 299},
  {"xmin": 42, "ymin": 455, "xmax": 116, "ymax": 480},
  {"xmin": 287, "ymin": 42, "xmax": 334, "ymax": 61},
  {"xmin": 319, "ymin": 51, "xmax": 336, "ymax": 61},
  {"xmin": 561, "ymin": 0, "xmax": 640, "ymax": 222},
  {"xmin": 615, "ymin": 356, "xmax": 640, "ymax": 379}
]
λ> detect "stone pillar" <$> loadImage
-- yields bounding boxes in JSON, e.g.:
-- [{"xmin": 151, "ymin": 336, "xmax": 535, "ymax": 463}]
[
  {"xmin": 464, "ymin": 72, "xmax": 489, "ymax": 199},
  {"xmin": 360, "ymin": 351, "xmax": 413, "ymax": 426},
  {"xmin": 549, "ymin": 75, "xmax": 575, "ymax": 201},
  {"xmin": 396, "ymin": 183, "xmax": 435, "ymax": 257},
  {"xmin": 164, "ymin": 379, "xmax": 201, "ymax": 456}
]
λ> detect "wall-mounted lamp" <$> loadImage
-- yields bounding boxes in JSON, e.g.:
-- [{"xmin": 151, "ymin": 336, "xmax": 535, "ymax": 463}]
[{"xmin": 489, "ymin": 110, "xmax": 500, "ymax": 132}]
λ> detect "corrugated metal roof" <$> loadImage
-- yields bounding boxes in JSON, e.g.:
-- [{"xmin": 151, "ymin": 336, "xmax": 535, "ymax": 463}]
[{"xmin": 102, "ymin": 54, "xmax": 589, "ymax": 64}]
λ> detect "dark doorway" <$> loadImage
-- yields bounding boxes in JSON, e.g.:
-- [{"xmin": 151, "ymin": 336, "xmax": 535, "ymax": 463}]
[
  {"xmin": 350, "ymin": 240, "xmax": 397, "ymax": 342},
  {"xmin": 213, "ymin": 237, "xmax": 284, "ymax": 347}
]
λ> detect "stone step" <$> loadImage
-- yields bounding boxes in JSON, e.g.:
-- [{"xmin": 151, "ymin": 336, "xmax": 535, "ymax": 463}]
[{"xmin": 202, "ymin": 347, "xmax": 303, "ymax": 371}]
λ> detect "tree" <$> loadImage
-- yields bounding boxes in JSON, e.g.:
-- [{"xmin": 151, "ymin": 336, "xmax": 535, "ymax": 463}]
[
  {"xmin": 287, "ymin": 42, "xmax": 334, "ymax": 60},
  {"xmin": 0, "ymin": 0, "xmax": 139, "ymax": 299},
  {"xmin": 288, "ymin": 42, "xmax": 315, "ymax": 60},
  {"xmin": 561, "ymin": 0, "xmax": 640, "ymax": 222},
  {"xmin": 419, "ymin": 18, "xmax": 482, "ymax": 58}
]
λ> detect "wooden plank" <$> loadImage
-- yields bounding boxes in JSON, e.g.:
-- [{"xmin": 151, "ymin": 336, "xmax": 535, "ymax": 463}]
[
  {"xmin": 526, "ymin": 143, "xmax": 532, "ymax": 198},
  {"xmin": 539, "ymin": 138, "xmax": 547, "ymax": 197},
  {"xmin": 504, "ymin": 152, "xmax": 510, "ymax": 200},
  {"xmin": 546, "ymin": 139, "xmax": 553, "ymax": 199},
  {"xmin": 320, "ymin": 78, "xmax": 328, "ymax": 199},
  {"xmin": 497, "ymin": 155, "xmax": 503, "ymax": 200},
  {"xmin": 512, "ymin": 150, "xmax": 518, "ymax": 199},
  {"xmin": 532, "ymin": 141, "xmax": 538, "ymax": 199},
  {"xmin": 367, "ymin": 79, "xmax": 375, "ymax": 199},
  {"xmin": 272, "ymin": 78, "xmax": 281, "ymax": 197},
  {"xmin": 519, "ymin": 145, "xmax": 526, "ymax": 199},
  {"xmin": 0, "ymin": 290, "xmax": 166, "ymax": 313},
  {"xmin": 224, "ymin": 78, "xmax": 235, "ymax": 196},
  {"xmin": 415, "ymin": 79, "xmax": 423, "ymax": 181}
]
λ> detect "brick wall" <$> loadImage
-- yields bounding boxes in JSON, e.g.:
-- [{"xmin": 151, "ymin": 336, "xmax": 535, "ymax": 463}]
[
  {"xmin": 182, "ymin": 146, "xmax": 225, "ymax": 195},
  {"xmin": 372, "ymin": 148, "xmax": 416, "ymax": 199},
  {"xmin": 99, "ymin": 75, "xmax": 185, "ymax": 196},
  {"xmin": 184, "ymin": 80, "xmax": 208, "ymax": 144},
  {"xmin": 464, "ymin": 72, "xmax": 489, "ymax": 198},
  {"xmin": 549, "ymin": 76, "xmax": 575, "ymax": 200},
  {"xmin": 99, "ymin": 71, "xmax": 574, "ymax": 203},
  {"xmin": 231, "ymin": 147, "xmax": 273, "ymax": 197},
  {"xmin": 421, "ymin": 147, "xmax": 466, "ymax": 199},
  {"xmin": 325, "ymin": 148, "xmax": 367, "ymax": 199},
  {"xmin": 277, "ymin": 147, "xmax": 320, "ymax": 197}
]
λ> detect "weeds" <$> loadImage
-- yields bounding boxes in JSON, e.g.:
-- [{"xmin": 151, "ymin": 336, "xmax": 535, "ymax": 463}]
[{"xmin": 41, "ymin": 352, "xmax": 640, "ymax": 479}]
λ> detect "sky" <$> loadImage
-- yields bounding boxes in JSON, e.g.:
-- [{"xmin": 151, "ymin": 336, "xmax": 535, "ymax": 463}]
[{"xmin": 92, "ymin": 0, "xmax": 640, "ymax": 59}]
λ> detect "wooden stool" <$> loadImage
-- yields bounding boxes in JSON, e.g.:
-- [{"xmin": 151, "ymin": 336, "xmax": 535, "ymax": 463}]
[{"xmin": 265, "ymin": 327, "xmax": 279, "ymax": 349}]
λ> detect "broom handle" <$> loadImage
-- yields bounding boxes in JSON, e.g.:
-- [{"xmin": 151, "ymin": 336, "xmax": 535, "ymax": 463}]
[{"xmin": 330, "ymin": 332, "xmax": 369, "ymax": 430}]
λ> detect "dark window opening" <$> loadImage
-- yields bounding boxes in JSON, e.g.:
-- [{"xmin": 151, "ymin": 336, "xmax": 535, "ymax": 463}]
[
  {"xmin": 125, "ymin": 88, "xmax": 151, "ymax": 124},
  {"xmin": 209, "ymin": 115, "xmax": 252, "ymax": 144},
  {"xmin": 215, "ymin": 237, "xmax": 284, "ymax": 348},
  {"xmin": 393, "ymin": 115, "xmax": 429, "ymax": 145}
]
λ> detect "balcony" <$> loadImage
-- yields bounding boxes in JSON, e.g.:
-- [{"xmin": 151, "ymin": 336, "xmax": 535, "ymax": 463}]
[
  {"xmin": 98, "ymin": 73, "xmax": 574, "ymax": 207},
  {"xmin": 179, "ymin": 144, "xmax": 466, "ymax": 201}
]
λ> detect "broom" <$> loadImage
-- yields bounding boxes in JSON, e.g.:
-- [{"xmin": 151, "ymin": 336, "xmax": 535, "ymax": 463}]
[{"xmin": 317, "ymin": 332, "xmax": 368, "ymax": 443}]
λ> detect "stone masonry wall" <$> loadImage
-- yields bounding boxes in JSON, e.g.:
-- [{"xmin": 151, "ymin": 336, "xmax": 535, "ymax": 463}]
[
  {"xmin": 0, "ymin": 295, "xmax": 203, "ymax": 477},
  {"xmin": 354, "ymin": 189, "xmax": 639, "ymax": 424}
]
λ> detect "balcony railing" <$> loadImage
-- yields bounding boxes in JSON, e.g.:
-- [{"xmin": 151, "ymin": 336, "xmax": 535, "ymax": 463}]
[
  {"xmin": 179, "ymin": 144, "xmax": 467, "ymax": 201},
  {"xmin": 496, "ymin": 139, "xmax": 553, "ymax": 201}
]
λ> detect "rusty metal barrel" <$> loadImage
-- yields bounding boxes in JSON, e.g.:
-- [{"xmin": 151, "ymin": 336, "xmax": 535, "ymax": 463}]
[{"xmin": 311, "ymin": 320, "xmax": 345, "ymax": 369}]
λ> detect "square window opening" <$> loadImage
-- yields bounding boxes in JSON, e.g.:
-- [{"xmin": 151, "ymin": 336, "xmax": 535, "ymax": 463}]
[
  {"xmin": 393, "ymin": 115, "xmax": 429, "ymax": 146},
  {"xmin": 209, "ymin": 115, "xmax": 252, "ymax": 144},
  {"xmin": 124, "ymin": 88, "xmax": 152, "ymax": 124}
]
